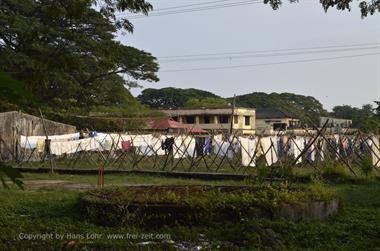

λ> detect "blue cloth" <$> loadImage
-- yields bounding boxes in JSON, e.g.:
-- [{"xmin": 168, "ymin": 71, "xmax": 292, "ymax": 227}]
[{"xmin": 89, "ymin": 131, "xmax": 98, "ymax": 137}]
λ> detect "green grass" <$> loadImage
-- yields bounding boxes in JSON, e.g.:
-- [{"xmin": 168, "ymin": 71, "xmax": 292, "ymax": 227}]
[
  {"xmin": 21, "ymin": 172, "xmax": 244, "ymax": 186},
  {"xmin": 0, "ymin": 173, "xmax": 380, "ymax": 250}
]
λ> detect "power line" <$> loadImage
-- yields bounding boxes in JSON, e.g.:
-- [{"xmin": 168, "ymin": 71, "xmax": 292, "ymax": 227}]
[
  {"xmin": 124, "ymin": 0, "xmax": 233, "ymax": 12},
  {"xmin": 159, "ymin": 45, "xmax": 380, "ymax": 63},
  {"xmin": 160, "ymin": 52, "xmax": 380, "ymax": 72},
  {"xmin": 158, "ymin": 42, "xmax": 380, "ymax": 59},
  {"xmin": 118, "ymin": 0, "xmax": 262, "ymax": 19}
]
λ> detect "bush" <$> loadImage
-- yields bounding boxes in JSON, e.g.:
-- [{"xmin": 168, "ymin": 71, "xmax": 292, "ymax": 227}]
[
  {"xmin": 321, "ymin": 160, "xmax": 350, "ymax": 182},
  {"xmin": 247, "ymin": 163, "xmax": 294, "ymax": 184},
  {"xmin": 359, "ymin": 154, "xmax": 374, "ymax": 177}
]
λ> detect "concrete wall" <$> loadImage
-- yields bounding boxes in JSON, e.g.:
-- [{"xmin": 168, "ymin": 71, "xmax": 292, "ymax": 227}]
[{"xmin": 0, "ymin": 111, "xmax": 76, "ymax": 160}]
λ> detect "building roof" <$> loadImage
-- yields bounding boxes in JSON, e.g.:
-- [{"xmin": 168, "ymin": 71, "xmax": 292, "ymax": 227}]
[
  {"xmin": 162, "ymin": 107, "xmax": 255, "ymax": 116},
  {"xmin": 256, "ymin": 108, "xmax": 298, "ymax": 119},
  {"xmin": 150, "ymin": 118, "xmax": 208, "ymax": 133}
]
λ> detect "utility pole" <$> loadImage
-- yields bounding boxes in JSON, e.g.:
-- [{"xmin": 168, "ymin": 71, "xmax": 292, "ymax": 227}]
[{"xmin": 229, "ymin": 94, "xmax": 236, "ymax": 135}]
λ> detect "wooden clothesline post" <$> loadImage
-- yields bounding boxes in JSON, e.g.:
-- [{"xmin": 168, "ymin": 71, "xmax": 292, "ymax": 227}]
[{"xmin": 39, "ymin": 108, "xmax": 54, "ymax": 174}]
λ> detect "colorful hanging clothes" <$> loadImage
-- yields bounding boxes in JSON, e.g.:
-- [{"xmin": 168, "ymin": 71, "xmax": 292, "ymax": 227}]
[
  {"xmin": 121, "ymin": 140, "xmax": 132, "ymax": 151},
  {"xmin": 36, "ymin": 139, "xmax": 45, "ymax": 153}
]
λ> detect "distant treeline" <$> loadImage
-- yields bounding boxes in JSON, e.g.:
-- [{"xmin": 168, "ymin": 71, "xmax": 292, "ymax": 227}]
[{"xmin": 137, "ymin": 87, "xmax": 380, "ymax": 133}]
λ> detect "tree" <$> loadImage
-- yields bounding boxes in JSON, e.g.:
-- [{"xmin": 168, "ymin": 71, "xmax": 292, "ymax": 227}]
[
  {"xmin": 0, "ymin": 70, "xmax": 35, "ymax": 110},
  {"xmin": 0, "ymin": 71, "xmax": 31, "ymax": 189},
  {"xmin": 184, "ymin": 97, "xmax": 228, "ymax": 108},
  {"xmin": 264, "ymin": 0, "xmax": 380, "ymax": 17},
  {"xmin": 137, "ymin": 87, "xmax": 222, "ymax": 108},
  {"xmin": 0, "ymin": 0, "xmax": 158, "ymax": 113},
  {"xmin": 374, "ymin": 101, "xmax": 380, "ymax": 123},
  {"xmin": 331, "ymin": 104, "xmax": 379, "ymax": 133},
  {"xmin": 232, "ymin": 92, "xmax": 328, "ymax": 124}
]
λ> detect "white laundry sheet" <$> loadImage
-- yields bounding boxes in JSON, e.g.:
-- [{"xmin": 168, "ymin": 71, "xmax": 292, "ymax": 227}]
[
  {"xmin": 371, "ymin": 136, "xmax": 380, "ymax": 167},
  {"xmin": 132, "ymin": 134, "xmax": 168, "ymax": 156},
  {"xmin": 309, "ymin": 144, "xmax": 316, "ymax": 161},
  {"xmin": 184, "ymin": 137, "xmax": 197, "ymax": 158},
  {"xmin": 258, "ymin": 137, "xmax": 278, "ymax": 166},
  {"xmin": 133, "ymin": 134, "xmax": 151, "ymax": 155},
  {"xmin": 270, "ymin": 136, "xmax": 279, "ymax": 165},
  {"xmin": 49, "ymin": 133, "xmax": 128, "ymax": 156},
  {"xmin": 94, "ymin": 133, "xmax": 121, "ymax": 151},
  {"xmin": 50, "ymin": 137, "xmax": 101, "ymax": 155},
  {"xmin": 213, "ymin": 135, "xmax": 238, "ymax": 160},
  {"xmin": 173, "ymin": 136, "xmax": 196, "ymax": 159},
  {"xmin": 20, "ymin": 133, "xmax": 80, "ymax": 150},
  {"xmin": 239, "ymin": 137, "xmax": 257, "ymax": 167},
  {"xmin": 106, "ymin": 133, "xmax": 133, "ymax": 150},
  {"xmin": 214, "ymin": 136, "xmax": 231, "ymax": 159},
  {"xmin": 303, "ymin": 138, "xmax": 315, "ymax": 162},
  {"xmin": 289, "ymin": 136, "xmax": 304, "ymax": 164},
  {"xmin": 151, "ymin": 135, "xmax": 167, "ymax": 156}
]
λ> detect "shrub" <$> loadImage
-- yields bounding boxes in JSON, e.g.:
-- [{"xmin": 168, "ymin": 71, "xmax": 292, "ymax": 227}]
[
  {"xmin": 359, "ymin": 154, "xmax": 374, "ymax": 177},
  {"xmin": 247, "ymin": 164, "xmax": 294, "ymax": 184},
  {"xmin": 321, "ymin": 160, "xmax": 350, "ymax": 182}
]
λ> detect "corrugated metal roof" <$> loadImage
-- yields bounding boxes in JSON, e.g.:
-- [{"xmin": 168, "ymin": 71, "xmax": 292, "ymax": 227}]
[{"xmin": 150, "ymin": 118, "xmax": 208, "ymax": 133}]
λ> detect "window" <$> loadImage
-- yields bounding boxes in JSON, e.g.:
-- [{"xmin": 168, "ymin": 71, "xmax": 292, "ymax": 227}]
[
  {"xmin": 172, "ymin": 117, "xmax": 178, "ymax": 122},
  {"xmin": 204, "ymin": 116, "xmax": 210, "ymax": 124},
  {"xmin": 219, "ymin": 115, "xmax": 229, "ymax": 124},
  {"xmin": 244, "ymin": 116, "xmax": 250, "ymax": 126},
  {"xmin": 234, "ymin": 115, "xmax": 239, "ymax": 124},
  {"xmin": 185, "ymin": 116, "xmax": 195, "ymax": 124},
  {"xmin": 289, "ymin": 120, "xmax": 300, "ymax": 129},
  {"xmin": 273, "ymin": 123, "xmax": 287, "ymax": 131}
]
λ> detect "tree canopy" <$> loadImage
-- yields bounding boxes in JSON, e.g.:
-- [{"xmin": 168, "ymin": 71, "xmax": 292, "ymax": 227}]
[
  {"xmin": 264, "ymin": 0, "xmax": 380, "ymax": 17},
  {"xmin": 232, "ymin": 92, "xmax": 328, "ymax": 125},
  {"xmin": 137, "ymin": 87, "xmax": 380, "ymax": 132},
  {"xmin": 137, "ymin": 88, "xmax": 329, "ymax": 124},
  {"xmin": 0, "ymin": 0, "xmax": 158, "ymax": 113},
  {"xmin": 184, "ymin": 97, "xmax": 228, "ymax": 108},
  {"xmin": 137, "ymin": 87, "xmax": 222, "ymax": 109},
  {"xmin": 331, "ymin": 104, "xmax": 380, "ymax": 133}
]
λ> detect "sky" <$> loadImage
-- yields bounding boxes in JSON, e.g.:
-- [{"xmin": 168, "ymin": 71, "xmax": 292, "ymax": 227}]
[{"xmin": 117, "ymin": 0, "xmax": 380, "ymax": 111}]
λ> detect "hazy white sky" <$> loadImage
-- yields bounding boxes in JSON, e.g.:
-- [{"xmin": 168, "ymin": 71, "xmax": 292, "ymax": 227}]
[{"xmin": 118, "ymin": 0, "xmax": 380, "ymax": 111}]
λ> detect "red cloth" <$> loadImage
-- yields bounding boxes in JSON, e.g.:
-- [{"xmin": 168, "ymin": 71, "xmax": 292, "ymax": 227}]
[{"xmin": 121, "ymin": 140, "xmax": 132, "ymax": 150}]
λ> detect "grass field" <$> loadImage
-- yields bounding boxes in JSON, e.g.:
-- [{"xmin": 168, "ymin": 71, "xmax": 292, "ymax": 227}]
[{"xmin": 1, "ymin": 173, "xmax": 380, "ymax": 250}]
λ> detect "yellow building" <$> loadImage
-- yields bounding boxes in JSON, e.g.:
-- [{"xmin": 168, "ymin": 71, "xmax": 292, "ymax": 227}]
[{"xmin": 162, "ymin": 107, "xmax": 256, "ymax": 135}]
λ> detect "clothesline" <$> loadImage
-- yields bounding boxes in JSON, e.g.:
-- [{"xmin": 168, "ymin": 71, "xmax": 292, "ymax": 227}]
[{"xmin": 17, "ymin": 132, "xmax": 380, "ymax": 168}]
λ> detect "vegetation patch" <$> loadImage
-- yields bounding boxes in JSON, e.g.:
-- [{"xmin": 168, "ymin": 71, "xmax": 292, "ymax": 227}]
[{"xmin": 79, "ymin": 183, "xmax": 339, "ymax": 227}]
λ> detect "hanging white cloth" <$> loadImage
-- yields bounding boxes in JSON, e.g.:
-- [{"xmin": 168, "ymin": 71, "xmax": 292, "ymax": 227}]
[
  {"xmin": 239, "ymin": 136, "xmax": 257, "ymax": 167},
  {"xmin": 20, "ymin": 135, "xmax": 37, "ymax": 149},
  {"xmin": 259, "ymin": 137, "xmax": 273, "ymax": 166},
  {"xmin": 133, "ymin": 134, "xmax": 154, "ymax": 156},
  {"xmin": 270, "ymin": 136, "xmax": 279, "ymax": 165},
  {"xmin": 173, "ymin": 135, "xmax": 186, "ymax": 159},
  {"xmin": 371, "ymin": 136, "xmax": 380, "ymax": 167},
  {"xmin": 151, "ymin": 135, "xmax": 166, "ymax": 156},
  {"xmin": 289, "ymin": 136, "xmax": 303, "ymax": 164},
  {"xmin": 213, "ymin": 135, "xmax": 230, "ymax": 157},
  {"xmin": 184, "ymin": 136, "xmax": 196, "ymax": 158},
  {"xmin": 20, "ymin": 133, "xmax": 80, "ymax": 150}
]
